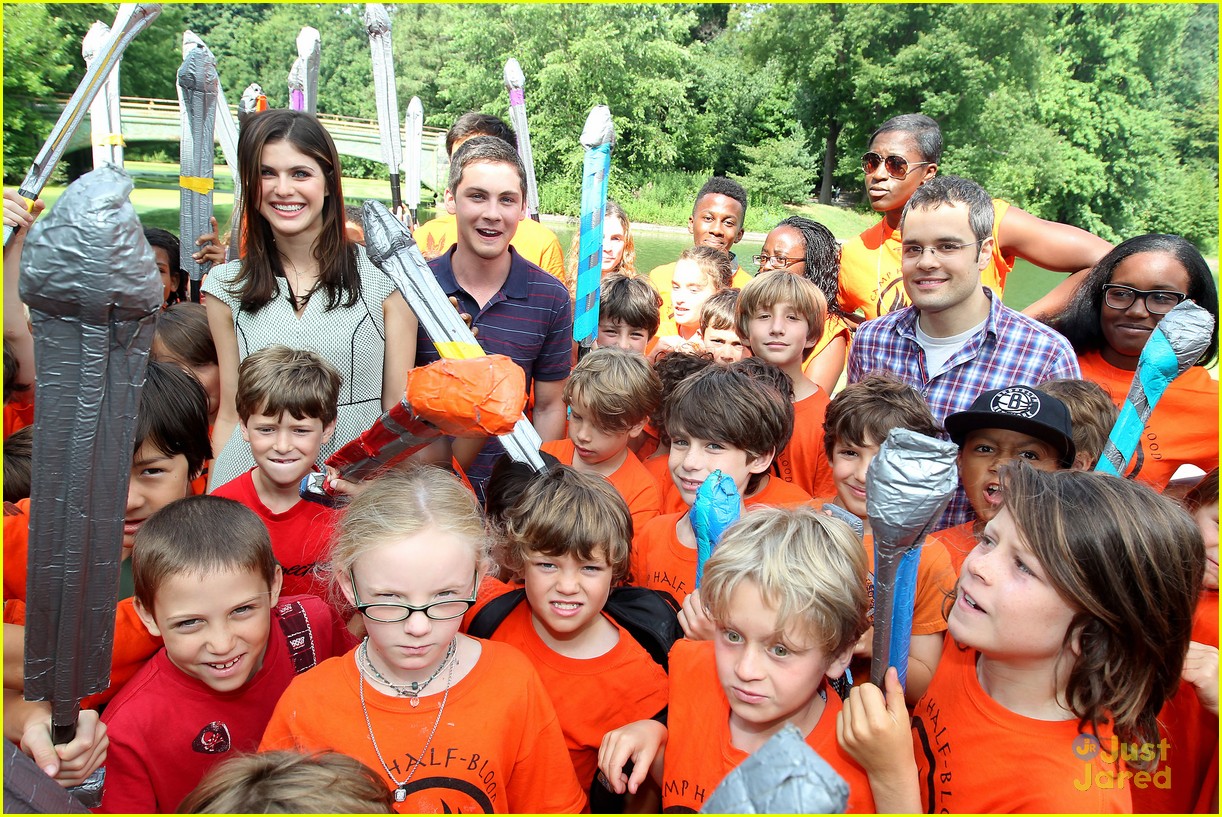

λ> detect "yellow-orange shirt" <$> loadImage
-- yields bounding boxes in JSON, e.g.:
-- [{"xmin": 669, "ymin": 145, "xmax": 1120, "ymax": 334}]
[{"xmin": 413, "ymin": 213, "xmax": 565, "ymax": 280}]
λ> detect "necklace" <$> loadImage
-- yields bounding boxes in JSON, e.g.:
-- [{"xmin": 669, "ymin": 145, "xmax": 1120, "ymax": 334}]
[
  {"xmin": 358, "ymin": 642, "xmax": 457, "ymax": 803},
  {"xmin": 282, "ymin": 259, "xmax": 318, "ymax": 310},
  {"xmin": 360, "ymin": 638, "xmax": 455, "ymax": 706}
]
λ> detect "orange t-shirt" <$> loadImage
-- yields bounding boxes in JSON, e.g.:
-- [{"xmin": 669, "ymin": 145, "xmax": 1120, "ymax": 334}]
[
  {"xmin": 745, "ymin": 473, "xmax": 813, "ymax": 508},
  {"xmin": 3, "ymin": 394, "xmax": 34, "ymax": 439},
  {"xmin": 839, "ymin": 200, "xmax": 1014, "ymax": 321},
  {"xmin": 929, "ymin": 521, "xmax": 978, "ymax": 575},
  {"xmin": 1131, "ymin": 590, "xmax": 1219, "ymax": 814},
  {"xmin": 413, "ymin": 213, "xmax": 566, "ymax": 280},
  {"xmin": 473, "ymin": 587, "xmax": 669, "ymax": 790},
  {"xmin": 1077, "ymin": 350, "xmax": 1219, "ymax": 491},
  {"xmin": 4, "ymin": 498, "xmax": 31, "ymax": 603},
  {"xmin": 541, "ymin": 438, "xmax": 662, "ymax": 533},
  {"xmin": 774, "ymin": 389, "xmax": 833, "ymax": 499},
  {"xmin": 912, "ymin": 636, "xmax": 1130, "ymax": 813},
  {"xmin": 649, "ymin": 261, "xmax": 752, "ymax": 338},
  {"xmin": 643, "ymin": 453, "xmax": 687, "ymax": 515},
  {"xmin": 632, "ymin": 512, "xmax": 695, "ymax": 599},
  {"xmin": 635, "ymin": 422, "xmax": 661, "ymax": 462},
  {"xmin": 662, "ymin": 639, "xmax": 875, "ymax": 812},
  {"xmin": 802, "ymin": 312, "xmax": 854, "ymax": 373},
  {"xmin": 260, "ymin": 641, "xmax": 587, "ymax": 814}
]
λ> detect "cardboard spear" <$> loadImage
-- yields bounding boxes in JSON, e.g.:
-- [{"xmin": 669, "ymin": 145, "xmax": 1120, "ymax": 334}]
[
  {"xmin": 574, "ymin": 105, "xmax": 615, "ymax": 354},
  {"xmin": 4, "ymin": 3, "xmax": 160, "ymax": 248},
  {"xmin": 288, "ymin": 26, "xmax": 321, "ymax": 114},
  {"xmin": 365, "ymin": 4, "xmax": 404, "ymax": 216},
  {"xmin": 301, "ymin": 356, "xmax": 527, "ymax": 507},
  {"xmin": 82, "ymin": 21, "xmax": 124, "ymax": 169},
  {"xmin": 362, "ymin": 199, "xmax": 548, "ymax": 471},
  {"xmin": 404, "ymin": 96, "xmax": 424, "ymax": 228},
  {"xmin": 866, "ymin": 428, "xmax": 958, "ymax": 689},
  {"xmin": 183, "ymin": 32, "xmax": 240, "ymax": 211},
  {"xmin": 503, "ymin": 58, "xmax": 541, "ymax": 222},
  {"xmin": 177, "ymin": 43, "xmax": 219, "ymax": 303},
  {"xmin": 1095, "ymin": 299, "xmax": 1215, "ymax": 476},
  {"xmin": 20, "ymin": 166, "xmax": 161, "ymax": 806}
]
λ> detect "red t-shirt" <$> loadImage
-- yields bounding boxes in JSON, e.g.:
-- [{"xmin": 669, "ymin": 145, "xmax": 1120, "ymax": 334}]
[
  {"xmin": 912, "ymin": 636, "xmax": 1130, "ymax": 813},
  {"xmin": 471, "ymin": 584, "xmax": 669, "ymax": 790},
  {"xmin": 541, "ymin": 438, "xmax": 662, "ymax": 533},
  {"xmin": 774, "ymin": 388, "xmax": 834, "ymax": 499},
  {"xmin": 99, "ymin": 595, "xmax": 351, "ymax": 813},
  {"xmin": 212, "ymin": 468, "xmax": 340, "ymax": 599},
  {"xmin": 662, "ymin": 640, "xmax": 875, "ymax": 812},
  {"xmin": 1077, "ymin": 350, "xmax": 1219, "ymax": 490},
  {"xmin": 260, "ymin": 639, "xmax": 588, "ymax": 814}
]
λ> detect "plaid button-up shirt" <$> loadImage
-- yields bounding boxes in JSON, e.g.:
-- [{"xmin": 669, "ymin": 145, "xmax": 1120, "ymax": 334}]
[{"xmin": 848, "ymin": 288, "xmax": 1080, "ymax": 526}]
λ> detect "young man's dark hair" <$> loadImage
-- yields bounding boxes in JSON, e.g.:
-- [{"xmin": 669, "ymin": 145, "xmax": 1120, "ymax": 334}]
[
  {"xmin": 868, "ymin": 113, "xmax": 944, "ymax": 164},
  {"xmin": 445, "ymin": 112, "xmax": 517, "ymax": 157},
  {"xmin": 695, "ymin": 176, "xmax": 748, "ymax": 222}
]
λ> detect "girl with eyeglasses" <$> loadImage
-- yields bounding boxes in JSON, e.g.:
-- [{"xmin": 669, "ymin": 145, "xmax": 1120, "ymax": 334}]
[
  {"xmin": 261, "ymin": 467, "xmax": 587, "ymax": 813},
  {"xmin": 1050, "ymin": 233, "xmax": 1219, "ymax": 489}
]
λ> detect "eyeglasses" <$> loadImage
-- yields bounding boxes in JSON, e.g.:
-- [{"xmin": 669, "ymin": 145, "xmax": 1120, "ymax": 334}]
[
  {"xmin": 348, "ymin": 569, "xmax": 479, "ymax": 622},
  {"xmin": 1102, "ymin": 284, "xmax": 1187, "ymax": 315},
  {"xmin": 752, "ymin": 254, "xmax": 804, "ymax": 269},
  {"xmin": 900, "ymin": 239, "xmax": 984, "ymax": 261},
  {"xmin": 861, "ymin": 152, "xmax": 933, "ymax": 180}
]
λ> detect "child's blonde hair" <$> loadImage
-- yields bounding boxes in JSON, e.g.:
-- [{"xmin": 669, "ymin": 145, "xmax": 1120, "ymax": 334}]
[
  {"xmin": 564, "ymin": 347, "xmax": 662, "ymax": 433},
  {"xmin": 235, "ymin": 344, "xmax": 341, "ymax": 425},
  {"xmin": 702, "ymin": 505, "xmax": 868, "ymax": 658},
  {"xmin": 133, "ymin": 496, "xmax": 277, "ymax": 613},
  {"xmin": 735, "ymin": 269, "xmax": 826, "ymax": 345},
  {"xmin": 698, "ymin": 288, "xmax": 741, "ymax": 334},
  {"xmin": 677, "ymin": 245, "xmax": 734, "ymax": 290},
  {"xmin": 997, "ymin": 462, "xmax": 1204, "ymax": 765},
  {"xmin": 1037, "ymin": 378, "xmax": 1118, "ymax": 470},
  {"xmin": 179, "ymin": 750, "xmax": 395, "ymax": 813},
  {"xmin": 327, "ymin": 467, "xmax": 489, "ymax": 609},
  {"xmin": 497, "ymin": 465, "xmax": 634, "ymax": 583}
]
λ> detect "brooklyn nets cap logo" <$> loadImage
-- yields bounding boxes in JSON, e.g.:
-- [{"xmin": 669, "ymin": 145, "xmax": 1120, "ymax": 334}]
[{"xmin": 989, "ymin": 387, "xmax": 1040, "ymax": 418}]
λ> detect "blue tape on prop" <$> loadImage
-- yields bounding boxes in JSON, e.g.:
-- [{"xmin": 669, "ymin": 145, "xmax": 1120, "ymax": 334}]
[{"xmin": 886, "ymin": 545, "xmax": 923, "ymax": 689}]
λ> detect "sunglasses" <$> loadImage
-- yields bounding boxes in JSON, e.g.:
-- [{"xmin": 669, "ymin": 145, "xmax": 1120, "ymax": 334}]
[{"xmin": 861, "ymin": 152, "xmax": 932, "ymax": 180}]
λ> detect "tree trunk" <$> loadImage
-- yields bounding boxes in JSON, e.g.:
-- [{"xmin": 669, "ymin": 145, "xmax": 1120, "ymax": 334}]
[{"xmin": 819, "ymin": 118, "xmax": 842, "ymax": 205}]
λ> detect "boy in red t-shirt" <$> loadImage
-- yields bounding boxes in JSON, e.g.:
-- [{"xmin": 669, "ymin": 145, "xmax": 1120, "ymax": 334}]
[
  {"xmin": 737, "ymin": 270, "xmax": 833, "ymax": 498},
  {"xmin": 212, "ymin": 345, "xmax": 340, "ymax": 599},
  {"xmin": 470, "ymin": 466, "xmax": 670, "ymax": 809},
  {"xmin": 633, "ymin": 361, "xmax": 808, "ymax": 607},
  {"xmin": 819, "ymin": 373, "xmax": 953, "ymax": 704},
  {"xmin": 602, "ymin": 504, "xmax": 877, "ymax": 812},
  {"xmin": 541, "ymin": 346, "xmax": 662, "ymax": 532},
  {"xmin": 99, "ymin": 495, "xmax": 352, "ymax": 813}
]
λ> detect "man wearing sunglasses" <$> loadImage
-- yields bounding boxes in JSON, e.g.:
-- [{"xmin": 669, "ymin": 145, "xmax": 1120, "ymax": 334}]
[
  {"xmin": 839, "ymin": 114, "xmax": 1112, "ymax": 324},
  {"xmin": 848, "ymin": 175, "xmax": 1080, "ymax": 527}
]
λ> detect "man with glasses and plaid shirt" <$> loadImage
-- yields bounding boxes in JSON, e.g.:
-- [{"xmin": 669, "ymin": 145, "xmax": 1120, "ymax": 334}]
[
  {"xmin": 839, "ymin": 113, "xmax": 1112, "ymax": 323},
  {"xmin": 848, "ymin": 175, "xmax": 1080, "ymax": 528}
]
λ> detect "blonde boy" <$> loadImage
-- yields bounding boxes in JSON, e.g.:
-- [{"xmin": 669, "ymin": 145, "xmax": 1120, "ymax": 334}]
[
  {"xmin": 737, "ymin": 270, "xmax": 833, "ymax": 498},
  {"xmin": 100, "ymin": 496, "xmax": 351, "ymax": 813},
  {"xmin": 820, "ymin": 373, "xmax": 954, "ymax": 703},
  {"xmin": 601, "ymin": 506, "xmax": 876, "ymax": 812},
  {"xmin": 698, "ymin": 288, "xmax": 747, "ymax": 364},
  {"xmin": 541, "ymin": 347, "xmax": 663, "ymax": 530},
  {"xmin": 472, "ymin": 466, "xmax": 669, "ymax": 806},
  {"xmin": 212, "ymin": 345, "xmax": 340, "ymax": 598}
]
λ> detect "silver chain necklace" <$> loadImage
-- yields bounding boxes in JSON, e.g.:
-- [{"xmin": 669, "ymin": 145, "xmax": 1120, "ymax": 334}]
[
  {"xmin": 360, "ymin": 638, "xmax": 455, "ymax": 707},
  {"xmin": 357, "ymin": 639, "xmax": 457, "ymax": 803}
]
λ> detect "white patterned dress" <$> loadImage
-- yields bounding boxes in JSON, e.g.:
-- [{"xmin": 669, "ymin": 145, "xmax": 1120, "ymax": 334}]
[{"xmin": 202, "ymin": 246, "xmax": 395, "ymax": 490}]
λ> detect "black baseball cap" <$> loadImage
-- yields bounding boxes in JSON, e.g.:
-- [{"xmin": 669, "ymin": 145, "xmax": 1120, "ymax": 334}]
[{"xmin": 945, "ymin": 386, "xmax": 1076, "ymax": 468}]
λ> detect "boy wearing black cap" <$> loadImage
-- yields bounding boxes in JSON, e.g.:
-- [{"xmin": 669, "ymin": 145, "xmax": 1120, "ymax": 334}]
[{"xmin": 932, "ymin": 385, "xmax": 1076, "ymax": 572}]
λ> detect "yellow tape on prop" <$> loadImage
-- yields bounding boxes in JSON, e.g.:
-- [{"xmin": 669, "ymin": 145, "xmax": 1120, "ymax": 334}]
[
  {"xmin": 94, "ymin": 133, "xmax": 126, "ymax": 146},
  {"xmin": 435, "ymin": 341, "xmax": 484, "ymax": 360},
  {"xmin": 179, "ymin": 176, "xmax": 214, "ymax": 195}
]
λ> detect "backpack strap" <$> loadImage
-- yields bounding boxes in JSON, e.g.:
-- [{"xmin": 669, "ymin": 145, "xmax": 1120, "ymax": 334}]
[
  {"xmin": 275, "ymin": 599, "xmax": 319, "ymax": 675},
  {"xmin": 603, "ymin": 586, "xmax": 682, "ymax": 671},
  {"xmin": 466, "ymin": 588, "xmax": 528, "ymax": 639}
]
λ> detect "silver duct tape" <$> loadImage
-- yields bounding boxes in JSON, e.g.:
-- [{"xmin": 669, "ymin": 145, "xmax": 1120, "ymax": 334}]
[
  {"xmin": 503, "ymin": 58, "xmax": 540, "ymax": 216},
  {"xmin": 19, "ymin": 165, "xmax": 160, "ymax": 712},
  {"xmin": 701, "ymin": 724, "xmax": 849, "ymax": 814},
  {"xmin": 865, "ymin": 427, "xmax": 959, "ymax": 550},
  {"xmin": 365, "ymin": 4, "xmax": 403, "ymax": 176},
  {"xmin": 580, "ymin": 105, "xmax": 616, "ymax": 149},
  {"xmin": 178, "ymin": 44, "xmax": 219, "ymax": 282},
  {"xmin": 361, "ymin": 200, "xmax": 545, "ymax": 470},
  {"xmin": 298, "ymin": 26, "xmax": 321, "ymax": 115},
  {"xmin": 404, "ymin": 97, "xmax": 424, "ymax": 211}
]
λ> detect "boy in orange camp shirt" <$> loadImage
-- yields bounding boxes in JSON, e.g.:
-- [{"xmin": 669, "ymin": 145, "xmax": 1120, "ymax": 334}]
[
  {"xmin": 927, "ymin": 384, "xmax": 1077, "ymax": 575},
  {"xmin": 601, "ymin": 505, "xmax": 877, "ymax": 812},
  {"xmin": 737, "ymin": 270, "xmax": 834, "ymax": 499},
  {"xmin": 633, "ymin": 361, "xmax": 809, "ymax": 605},
  {"xmin": 466, "ymin": 466, "xmax": 670, "ymax": 809},
  {"xmin": 541, "ymin": 347, "xmax": 662, "ymax": 532},
  {"xmin": 819, "ymin": 373, "xmax": 954, "ymax": 704}
]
